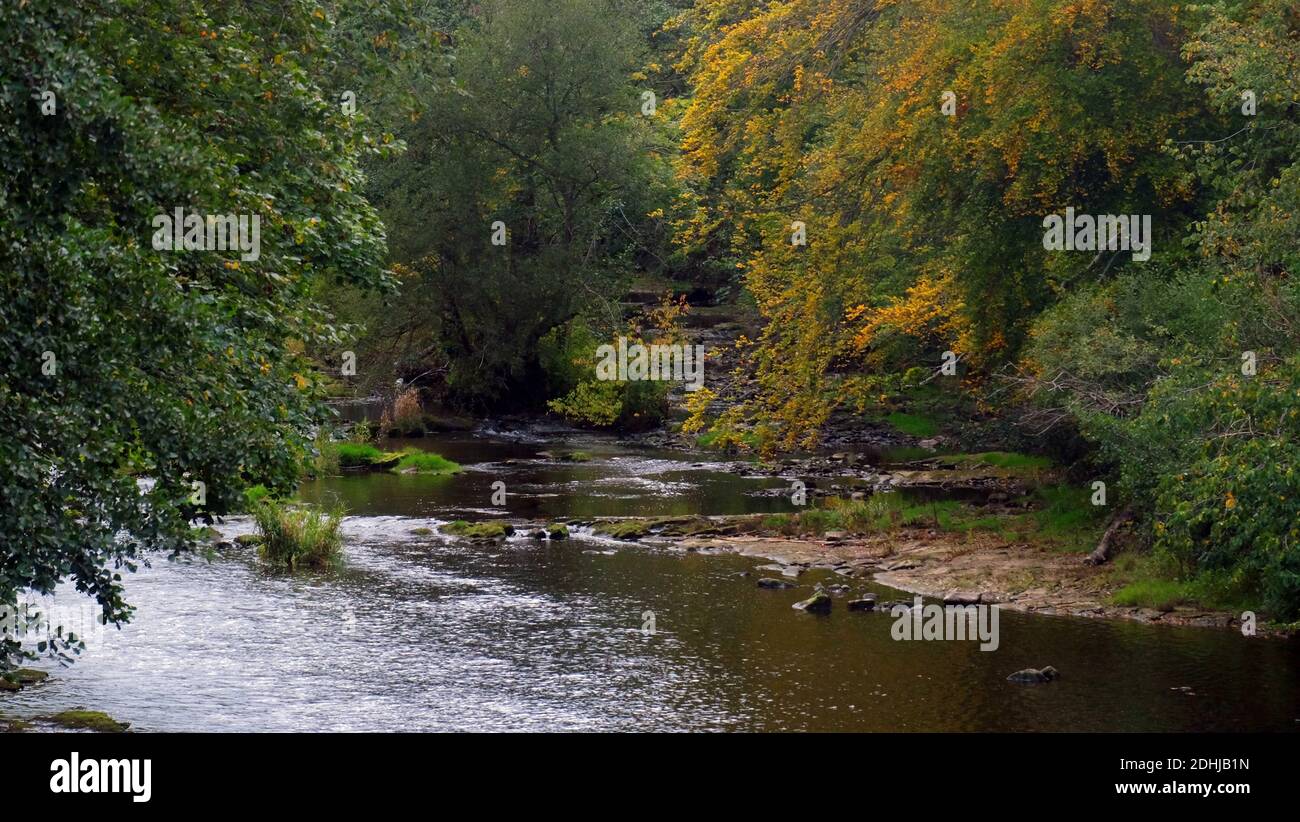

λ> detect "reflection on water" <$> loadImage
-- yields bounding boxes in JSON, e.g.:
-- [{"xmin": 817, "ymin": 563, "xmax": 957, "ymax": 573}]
[
  {"xmin": 298, "ymin": 434, "xmax": 799, "ymax": 519},
  {"xmin": 6, "ymin": 433, "xmax": 1299, "ymax": 732}
]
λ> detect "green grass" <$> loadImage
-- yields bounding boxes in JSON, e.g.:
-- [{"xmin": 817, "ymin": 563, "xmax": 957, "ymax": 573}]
[
  {"xmin": 254, "ymin": 499, "xmax": 345, "ymax": 569},
  {"xmin": 322, "ymin": 441, "xmax": 461, "ymax": 475},
  {"xmin": 762, "ymin": 494, "xmax": 976, "ymax": 536},
  {"xmin": 1031, "ymin": 485, "xmax": 1104, "ymax": 545},
  {"xmin": 333, "ymin": 442, "xmax": 385, "ymax": 467},
  {"xmin": 956, "ymin": 451, "xmax": 1054, "ymax": 471},
  {"xmin": 1111, "ymin": 578, "xmax": 1193, "ymax": 610},
  {"xmin": 885, "ymin": 411, "xmax": 939, "ymax": 438},
  {"xmin": 393, "ymin": 451, "xmax": 461, "ymax": 474},
  {"xmin": 1107, "ymin": 554, "xmax": 1259, "ymax": 613}
]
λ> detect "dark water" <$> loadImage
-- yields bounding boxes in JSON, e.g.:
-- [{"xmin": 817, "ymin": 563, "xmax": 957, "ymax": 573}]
[{"xmin": 6, "ymin": 432, "xmax": 1299, "ymax": 732}]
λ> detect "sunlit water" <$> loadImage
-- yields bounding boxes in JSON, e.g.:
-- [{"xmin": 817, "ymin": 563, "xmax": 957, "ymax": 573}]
[{"xmin": 6, "ymin": 433, "xmax": 1299, "ymax": 731}]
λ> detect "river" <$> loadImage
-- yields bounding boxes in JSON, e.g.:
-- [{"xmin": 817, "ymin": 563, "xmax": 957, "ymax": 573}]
[{"xmin": 4, "ymin": 432, "xmax": 1298, "ymax": 731}]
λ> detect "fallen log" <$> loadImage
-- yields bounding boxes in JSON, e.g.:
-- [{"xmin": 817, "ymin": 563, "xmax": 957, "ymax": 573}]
[{"xmin": 1084, "ymin": 507, "xmax": 1134, "ymax": 566}]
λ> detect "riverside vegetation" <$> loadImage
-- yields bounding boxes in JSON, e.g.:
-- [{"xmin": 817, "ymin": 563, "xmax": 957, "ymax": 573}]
[{"xmin": 6, "ymin": 0, "xmax": 1300, "ymax": 678}]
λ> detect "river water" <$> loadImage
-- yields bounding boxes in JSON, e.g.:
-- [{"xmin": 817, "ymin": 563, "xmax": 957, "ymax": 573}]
[{"xmin": 5, "ymin": 432, "xmax": 1298, "ymax": 731}]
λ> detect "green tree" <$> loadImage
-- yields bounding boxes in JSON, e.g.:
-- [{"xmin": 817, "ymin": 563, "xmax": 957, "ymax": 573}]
[
  {"xmin": 0, "ymin": 0, "xmax": 393, "ymax": 666},
  {"xmin": 367, "ymin": 0, "xmax": 676, "ymax": 410}
]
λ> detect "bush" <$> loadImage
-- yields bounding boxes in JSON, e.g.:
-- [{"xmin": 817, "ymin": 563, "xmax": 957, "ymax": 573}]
[
  {"xmin": 392, "ymin": 388, "xmax": 423, "ymax": 434},
  {"xmin": 541, "ymin": 320, "xmax": 669, "ymax": 431},
  {"xmin": 253, "ymin": 500, "xmax": 345, "ymax": 570}
]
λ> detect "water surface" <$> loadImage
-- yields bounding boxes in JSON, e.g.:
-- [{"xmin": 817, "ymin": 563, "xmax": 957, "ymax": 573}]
[{"xmin": 6, "ymin": 433, "xmax": 1298, "ymax": 732}]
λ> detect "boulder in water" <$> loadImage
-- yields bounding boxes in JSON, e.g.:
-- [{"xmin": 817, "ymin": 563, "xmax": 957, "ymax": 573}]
[{"xmin": 793, "ymin": 590, "xmax": 833, "ymax": 613}]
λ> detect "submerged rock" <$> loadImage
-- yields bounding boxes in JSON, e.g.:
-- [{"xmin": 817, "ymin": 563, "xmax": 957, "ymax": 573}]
[
  {"xmin": 757, "ymin": 577, "xmax": 795, "ymax": 589},
  {"xmin": 1007, "ymin": 666, "xmax": 1060, "ymax": 684},
  {"xmin": 847, "ymin": 593, "xmax": 878, "ymax": 612}
]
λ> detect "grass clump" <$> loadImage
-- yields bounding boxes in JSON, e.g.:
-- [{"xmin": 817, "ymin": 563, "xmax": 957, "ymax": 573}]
[
  {"xmin": 393, "ymin": 451, "xmax": 461, "ymax": 474},
  {"xmin": 253, "ymin": 499, "xmax": 345, "ymax": 569},
  {"xmin": 763, "ymin": 494, "xmax": 1004, "ymax": 537},
  {"xmin": 334, "ymin": 442, "xmax": 385, "ymax": 468},
  {"xmin": 1111, "ymin": 578, "xmax": 1194, "ymax": 611}
]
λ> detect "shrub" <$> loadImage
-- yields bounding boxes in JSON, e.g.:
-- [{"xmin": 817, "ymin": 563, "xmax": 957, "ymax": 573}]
[
  {"xmin": 243, "ymin": 484, "xmax": 272, "ymax": 509},
  {"xmin": 254, "ymin": 500, "xmax": 345, "ymax": 569},
  {"xmin": 541, "ymin": 319, "xmax": 670, "ymax": 431},
  {"xmin": 392, "ymin": 387, "xmax": 423, "ymax": 434}
]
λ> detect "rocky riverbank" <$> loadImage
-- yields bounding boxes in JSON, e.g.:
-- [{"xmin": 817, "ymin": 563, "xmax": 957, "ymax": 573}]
[{"xmin": 553, "ymin": 514, "xmax": 1269, "ymax": 634}]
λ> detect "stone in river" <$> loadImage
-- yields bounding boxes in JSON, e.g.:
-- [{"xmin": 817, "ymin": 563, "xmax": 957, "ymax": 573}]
[{"xmin": 793, "ymin": 590, "xmax": 833, "ymax": 613}]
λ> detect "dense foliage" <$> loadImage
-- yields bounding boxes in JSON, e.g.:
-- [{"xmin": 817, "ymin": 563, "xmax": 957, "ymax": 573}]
[
  {"xmin": 0, "ymin": 0, "xmax": 394, "ymax": 665},
  {"xmin": 669, "ymin": 0, "xmax": 1300, "ymax": 615},
  {"xmin": 7, "ymin": 0, "xmax": 1300, "ymax": 664},
  {"xmin": 357, "ymin": 0, "xmax": 681, "ymax": 411}
]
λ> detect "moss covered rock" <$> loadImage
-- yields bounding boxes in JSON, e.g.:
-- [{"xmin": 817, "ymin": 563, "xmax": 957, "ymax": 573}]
[
  {"xmin": 0, "ymin": 712, "xmax": 33, "ymax": 733},
  {"xmin": 592, "ymin": 519, "xmax": 654, "ymax": 540},
  {"xmin": 0, "ymin": 669, "xmax": 49, "ymax": 692},
  {"xmin": 546, "ymin": 523, "xmax": 569, "ymax": 540},
  {"xmin": 440, "ymin": 520, "xmax": 515, "ymax": 540},
  {"xmin": 793, "ymin": 590, "xmax": 833, "ymax": 613},
  {"xmin": 40, "ymin": 710, "xmax": 131, "ymax": 733}
]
